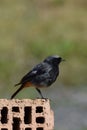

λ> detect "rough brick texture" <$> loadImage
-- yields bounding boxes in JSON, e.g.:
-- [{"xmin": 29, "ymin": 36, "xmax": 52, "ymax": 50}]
[{"xmin": 0, "ymin": 99, "xmax": 54, "ymax": 130}]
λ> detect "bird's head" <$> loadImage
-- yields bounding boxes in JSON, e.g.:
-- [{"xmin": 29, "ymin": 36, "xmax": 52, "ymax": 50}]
[{"xmin": 44, "ymin": 55, "xmax": 65, "ymax": 66}]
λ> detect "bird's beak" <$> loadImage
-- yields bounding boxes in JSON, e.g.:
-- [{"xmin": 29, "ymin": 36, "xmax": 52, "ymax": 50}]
[{"xmin": 61, "ymin": 59, "xmax": 66, "ymax": 62}]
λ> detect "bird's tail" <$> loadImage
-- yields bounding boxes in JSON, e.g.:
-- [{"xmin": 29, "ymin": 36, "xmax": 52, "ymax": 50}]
[
  {"xmin": 11, "ymin": 85, "xmax": 23, "ymax": 99},
  {"xmin": 15, "ymin": 82, "xmax": 21, "ymax": 87}
]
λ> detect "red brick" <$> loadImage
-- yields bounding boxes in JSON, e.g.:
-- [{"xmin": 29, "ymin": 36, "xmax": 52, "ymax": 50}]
[{"xmin": 0, "ymin": 99, "xmax": 54, "ymax": 130}]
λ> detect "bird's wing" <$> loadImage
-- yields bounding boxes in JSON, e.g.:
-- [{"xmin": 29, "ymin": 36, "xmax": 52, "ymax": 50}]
[{"xmin": 19, "ymin": 62, "xmax": 49, "ymax": 85}]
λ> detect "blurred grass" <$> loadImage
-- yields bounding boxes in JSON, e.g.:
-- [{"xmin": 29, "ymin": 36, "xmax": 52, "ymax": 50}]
[{"xmin": 0, "ymin": 0, "xmax": 87, "ymax": 98}]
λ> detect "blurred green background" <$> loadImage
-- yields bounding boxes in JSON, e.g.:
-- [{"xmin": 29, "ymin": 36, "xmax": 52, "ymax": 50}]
[{"xmin": 0, "ymin": 0, "xmax": 87, "ymax": 130}]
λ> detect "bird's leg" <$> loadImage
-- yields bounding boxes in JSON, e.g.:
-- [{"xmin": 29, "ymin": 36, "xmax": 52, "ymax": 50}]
[{"xmin": 36, "ymin": 88, "xmax": 44, "ymax": 99}]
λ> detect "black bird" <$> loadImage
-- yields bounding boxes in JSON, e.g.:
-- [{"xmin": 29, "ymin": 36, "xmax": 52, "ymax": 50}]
[{"xmin": 11, "ymin": 55, "xmax": 64, "ymax": 99}]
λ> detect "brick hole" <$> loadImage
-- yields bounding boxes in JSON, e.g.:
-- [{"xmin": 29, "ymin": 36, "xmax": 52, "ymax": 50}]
[
  {"xmin": 36, "ymin": 117, "xmax": 45, "ymax": 124},
  {"xmin": 12, "ymin": 107, "xmax": 19, "ymax": 112},
  {"xmin": 1, "ymin": 128, "xmax": 8, "ymax": 130},
  {"xmin": 24, "ymin": 107, "xmax": 32, "ymax": 124},
  {"xmin": 13, "ymin": 117, "xmax": 20, "ymax": 130},
  {"xmin": 36, "ymin": 106, "xmax": 43, "ymax": 113},
  {"xmin": 25, "ymin": 128, "xmax": 32, "ymax": 130},
  {"xmin": 1, "ymin": 107, "xmax": 8, "ymax": 124},
  {"xmin": 36, "ymin": 128, "xmax": 43, "ymax": 130}
]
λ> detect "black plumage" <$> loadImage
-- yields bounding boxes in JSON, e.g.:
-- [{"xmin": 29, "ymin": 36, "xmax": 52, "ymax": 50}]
[{"xmin": 11, "ymin": 55, "xmax": 64, "ymax": 99}]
